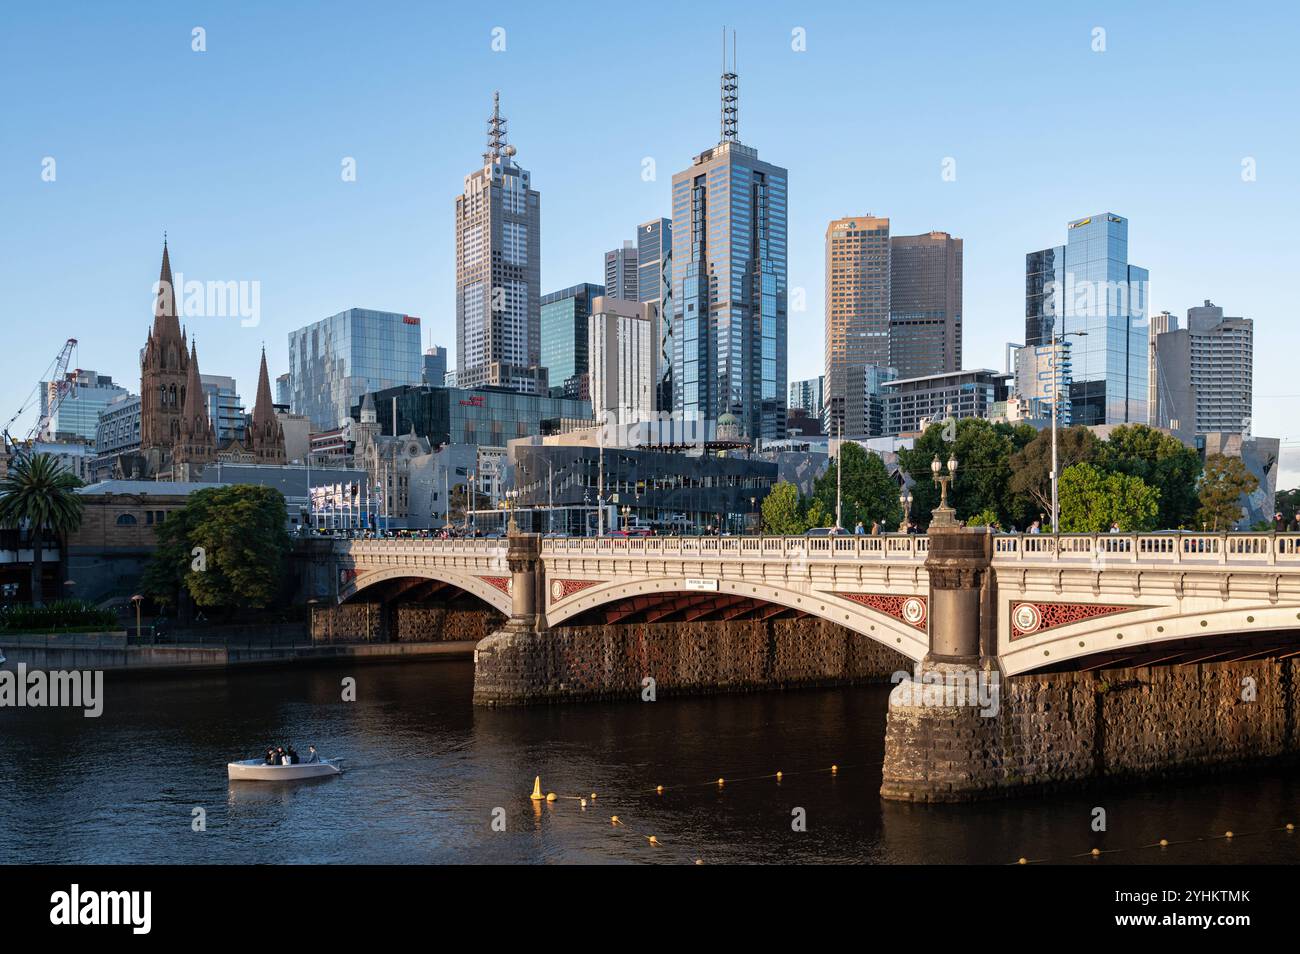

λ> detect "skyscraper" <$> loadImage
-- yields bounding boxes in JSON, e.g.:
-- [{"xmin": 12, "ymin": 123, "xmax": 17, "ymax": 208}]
[
  {"xmin": 637, "ymin": 217, "xmax": 673, "ymax": 411},
  {"xmin": 588, "ymin": 297, "xmax": 656, "ymax": 427},
  {"xmin": 455, "ymin": 92, "xmax": 543, "ymax": 394},
  {"xmin": 1025, "ymin": 213, "xmax": 1149, "ymax": 426},
  {"xmin": 889, "ymin": 231, "xmax": 962, "ymax": 379},
  {"xmin": 604, "ymin": 240, "xmax": 638, "ymax": 302},
  {"xmin": 540, "ymin": 283, "xmax": 604, "ymax": 399},
  {"xmin": 671, "ymin": 36, "xmax": 787, "ymax": 441},
  {"xmin": 1152, "ymin": 300, "xmax": 1253, "ymax": 436},
  {"xmin": 41, "ymin": 370, "xmax": 127, "ymax": 441},
  {"xmin": 824, "ymin": 215, "xmax": 890, "ymax": 438},
  {"xmin": 422, "ymin": 346, "xmax": 448, "ymax": 387}
]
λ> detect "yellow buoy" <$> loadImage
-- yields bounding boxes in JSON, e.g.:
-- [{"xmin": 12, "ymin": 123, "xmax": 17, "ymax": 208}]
[
  {"xmin": 590, "ymin": 792, "xmax": 597, "ymax": 800},
  {"xmin": 611, "ymin": 815, "xmax": 620, "ymax": 826},
  {"xmin": 656, "ymin": 784, "xmax": 664, "ymax": 795},
  {"xmin": 648, "ymin": 835, "xmax": 659, "ymax": 846},
  {"xmin": 831, "ymin": 764, "xmax": 839, "ymax": 774},
  {"xmin": 529, "ymin": 776, "xmax": 544, "ymax": 801},
  {"xmin": 546, "ymin": 792, "xmax": 556, "ymax": 802},
  {"xmin": 717, "ymin": 777, "xmax": 725, "ymax": 786},
  {"xmin": 580, "ymin": 798, "xmax": 587, "ymax": 808},
  {"xmin": 1017, "ymin": 857, "xmax": 1028, "ymax": 865},
  {"xmin": 1287, "ymin": 823, "xmax": 1295, "ymax": 832},
  {"xmin": 1159, "ymin": 838, "xmax": 1169, "ymax": 847},
  {"xmin": 1090, "ymin": 848, "xmax": 1101, "ymax": 856},
  {"xmin": 1225, "ymin": 830, "xmax": 1234, "ymax": 838},
  {"xmin": 694, "ymin": 859, "xmax": 704, "ymax": 865},
  {"xmin": 775, "ymin": 771, "xmax": 783, "ymax": 781}
]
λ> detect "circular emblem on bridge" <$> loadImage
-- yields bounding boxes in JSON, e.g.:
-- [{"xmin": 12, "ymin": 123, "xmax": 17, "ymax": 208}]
[
  {"xmin": 1012, "ymin": 602, "xmax": 1042, "ymax": 635},
  {"xmin": 901, "ymin": 597, "xmax": 926, "ymax": 627},
  {"xmin": 551, "ymin": 580, "xmax": 563, "ymax": 602}
]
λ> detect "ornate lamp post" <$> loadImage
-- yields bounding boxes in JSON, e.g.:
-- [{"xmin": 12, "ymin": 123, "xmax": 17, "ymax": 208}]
[
  {"xmin": 930, "ymin": 454, "xmax": 959, "ymax": 527},
  {"xmin": 899, "ymin": 487, "xmax": 913, "ymax": 531}
]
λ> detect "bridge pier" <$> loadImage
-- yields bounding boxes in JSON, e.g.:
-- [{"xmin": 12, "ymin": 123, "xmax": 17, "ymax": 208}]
[{"xmin": 472, "ymin": 529, "xmax": 549, "ymax": 706}]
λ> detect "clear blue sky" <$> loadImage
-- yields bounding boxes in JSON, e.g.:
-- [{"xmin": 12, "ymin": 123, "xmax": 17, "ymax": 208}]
[{"xmin": 3, "ymin": 1, "xmax": 1298, "ymax": 479}]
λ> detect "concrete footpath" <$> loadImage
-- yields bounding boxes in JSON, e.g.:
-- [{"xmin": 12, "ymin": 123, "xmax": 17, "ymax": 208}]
[{"xmin": 0, "ymin": 639, "xmax": 477, "ymax": 674}]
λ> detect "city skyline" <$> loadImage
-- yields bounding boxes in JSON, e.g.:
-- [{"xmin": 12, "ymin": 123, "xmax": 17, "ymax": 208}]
[{"xmin": 4, "ymin": 3, "xmax": 1298, "ymax": 473}]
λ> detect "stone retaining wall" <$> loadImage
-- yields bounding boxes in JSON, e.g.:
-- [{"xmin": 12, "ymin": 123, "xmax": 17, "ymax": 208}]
[
  {"xmin": 473, "ymin": 617, "xmax": 912, "ymax": 706},
  {"xmin": 311, "ymin": 604, "xmax": 504, "ymax": 643},
  {"xmin": 881, "ymin": 658, "xmax": 1299, "ymax": 801}
]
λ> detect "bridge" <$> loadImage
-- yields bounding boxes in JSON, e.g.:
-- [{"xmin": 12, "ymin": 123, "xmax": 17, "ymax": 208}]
[{"xmin": 330, "ymin": 531, "xmax": 1300, "ymax": 676}]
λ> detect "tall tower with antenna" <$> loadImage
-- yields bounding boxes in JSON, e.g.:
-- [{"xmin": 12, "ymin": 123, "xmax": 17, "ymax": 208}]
[
  {"xmin": 670, "ymin": 30, "xmax": 788, "ymax": 441},
  {"xmin": 455, "ymin": 91, "xmax": 543, "ymax": 394}
]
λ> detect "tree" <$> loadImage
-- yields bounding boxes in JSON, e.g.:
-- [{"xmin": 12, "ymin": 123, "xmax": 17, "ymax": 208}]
[
  {"xmin": 1197, "ymin": 454, "xmax": 1259, "ymax": 530},
  {"xmin": 0, "ymin": 453, "xmax": 84, "ymax": 607},
  {"xmin": 1096, "ymin": 424, "xmax": 1202, "ymax": 529},
  {"xmin": 804, "ymin": 497, "xmax": 833, "ymax": 529},
  {"xmin": 143, "ymin": 485, "xmax": 290, "ymax": 611},
  {"xmin": 1275, "ymin": 488, "xmax": 1300, "ymax": 524},
  {"xmin": 1007, "ymin": 426, "xmax": 1101, "ymax": 524},
  {"xmin": 897, "ymin": 419, "xmax": 1032, "ymax": 529},
  {"xmin": 1057, "ymin": 463, "xmax": 1160, "ymax": 532},
  {"xmin": 761, "ymin": 482, "xmax": 806, "ymax": 535},
  {"xmin": 814, "ymin": 441, "xmax": 901, "ymax": 529}
]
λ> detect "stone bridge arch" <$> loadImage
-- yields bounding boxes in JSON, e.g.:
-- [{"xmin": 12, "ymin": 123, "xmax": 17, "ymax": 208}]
[
  {"xmin": 339, "ymin": 565, "xmax": 513, "ymax": 617},
  {"xmin": 542, "ymin": 574, "xmax": 929, "ymax": 663}
]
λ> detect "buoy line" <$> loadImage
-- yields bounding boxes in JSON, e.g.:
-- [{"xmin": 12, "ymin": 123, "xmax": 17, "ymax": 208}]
[{"xmin": 1011, "ymin": 822, "xmax": 1297, "ymax": 864}]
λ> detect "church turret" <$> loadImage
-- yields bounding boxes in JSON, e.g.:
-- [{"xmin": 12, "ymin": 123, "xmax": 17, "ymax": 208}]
[{"xmin": 248, "ymin": 347, "xmax": 286, "ymax": 463}]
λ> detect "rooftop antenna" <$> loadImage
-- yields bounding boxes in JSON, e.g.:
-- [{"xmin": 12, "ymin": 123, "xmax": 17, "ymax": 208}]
[
  {"xmin": 720, "ymin": 27, "xmax": 738, "ymax": 144},
  {"xmin": 484, "ymin": 90, "xmax": 510, "ymax": 163}
]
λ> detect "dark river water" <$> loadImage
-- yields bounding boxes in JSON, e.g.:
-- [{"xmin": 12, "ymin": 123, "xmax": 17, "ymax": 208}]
[{"xmin": 2, "ymin": 660, "xmax": 1299, "ymax": 865}]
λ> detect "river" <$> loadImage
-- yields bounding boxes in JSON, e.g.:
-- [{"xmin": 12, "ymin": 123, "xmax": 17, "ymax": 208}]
[{"xmin": 2, "ymin": 660, "xmax": 1298, "ymax": 864}]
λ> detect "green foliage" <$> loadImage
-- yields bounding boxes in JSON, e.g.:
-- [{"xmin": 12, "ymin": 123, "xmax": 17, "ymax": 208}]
[
  {"xmin": 0, "ymin": 598, "xmax": 116, "ymax": 633},
  {"xmin": 1007, "ymin": 426, "xmax": 1101, "ymax": 522},
  {"xmin": 897, "ymin": 418, "xmax": 1032, "ymax": 529},
  {"xmin": 1197, "ymin": 453, "xmax": 1259, "ymax": 530},
  {"xmin": 0, "ymin": 453, "xmax": 84, "ymax": 607},
  {"xmin": 814, "ymin": 441, "xmax": 901, "ymax": 530},
  {"xmin": 965, "ymin": 508, "xmax": 1001, "ymax": 528},
  {"xmin": 803, "ymin": 497, "xmax": 833, "ymax": 529},
  {"xmin": 143, "ymin": 484, "xmax": 290, "ymax": 610},
  {"xmin": 1057, "ymin": 463, "xmax": 1160, "ymax": 532},
  {"xmin": 1275, "ymin": 488, "xmax": 1300, "ymax": 523},
  {"xmin": 1096, "ymin": 424, "xmax": 1202, "ymax": 529},
  {"xmin": 760, "ymin": 481, "xmax": 806, "ymax": 535}
]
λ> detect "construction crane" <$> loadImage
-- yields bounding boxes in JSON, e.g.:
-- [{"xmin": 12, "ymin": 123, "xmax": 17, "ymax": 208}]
[{"xmin": 2, "ymin": 337, "xmax": 79, "ymax": 461}]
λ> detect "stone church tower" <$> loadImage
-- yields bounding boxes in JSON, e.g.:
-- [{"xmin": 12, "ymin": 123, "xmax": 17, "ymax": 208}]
[
  {"xmin": 139, "ymin": 239, "xmax": 194, "ymax": 476},
  {"xmin": 247, "ymin": 347, "xmax": 286, "ymax": 464},
  {"xmin": 172, "ymin": 340, "xmax": 217, "ymax": 478}
]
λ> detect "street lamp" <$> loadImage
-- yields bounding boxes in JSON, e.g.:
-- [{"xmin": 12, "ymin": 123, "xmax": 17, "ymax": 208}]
[
  {"xmin": 898, "ymin": 488, "xmax": 912, "ymax": 531},
  {"xmin": 130, "ymin": 593, "xmax": 143, "ymax": 641},
  {"xmin": 930, "ymin": 454, "xmax": 959, "ymax": 528},
  {"xmin": 1049, "ymin": 330, "xmax": 1087, "ymax": 534}
]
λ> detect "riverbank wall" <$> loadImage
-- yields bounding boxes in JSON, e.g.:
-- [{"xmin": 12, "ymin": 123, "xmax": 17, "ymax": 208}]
[
  {"xmin": 472, "ymin": 617, "xmax": 913, "ymax": 706},
  {"xmin": 880, "ymin": 657, "xmax": 1300, "ymax": 802}
]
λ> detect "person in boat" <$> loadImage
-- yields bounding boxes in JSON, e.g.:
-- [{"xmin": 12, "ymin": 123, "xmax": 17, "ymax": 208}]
[
  {"xmin": 275, "ymin": 746, "xmax": 288, "ymax": 765},
  {"xmin": 305, "ymin": 746, "xmax": 320, "ymax": 764},
  {"xmin": 265, "ymin": 747, "xmax": 277, "ymax": 765},
  {"xmin": 286, "ymin": 745, "xmax": 299, "ymax": 764}
]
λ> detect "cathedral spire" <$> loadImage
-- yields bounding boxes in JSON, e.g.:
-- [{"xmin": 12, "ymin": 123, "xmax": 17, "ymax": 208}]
[
  {"xmin": 252, "ymin": 347, "xmax": 275, "ymax": 428},
  {"xmin": 153, "ymin": 237, "xmax": 183, "ymax": 339}
]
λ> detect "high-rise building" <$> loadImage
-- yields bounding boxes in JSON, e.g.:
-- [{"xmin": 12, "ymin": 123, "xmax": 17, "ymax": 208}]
[
  {"xmin": 422, "ymin": 346, "xmax": 448, "ymax": 387},
  {"xmin": 455, "ymin": 92, "xmax": 544, "ymax": 394},
  {"xmin": 881, "ymin": 369, "xmax": 1010, "ymax": 436},
  {"xmin": 1148, "ymin": 310, "xmax": 1176, "ymax": 428},
  {"xmin": 824, "ymin": 215, "xmax": 890, "ymax": 437},
  {"xmin": 604, "ymin": 240, "xmax": 639, "ymax": 302},
  {"xmin": 1024, "ymin": 213, "xmax": 1149, "ymax": 426},
  {"xmin": 199, "ymin": 374, "xmax": 246, "ymax": 443},
  {"xmin": 637, "ymin": 217, "xmax": 673, "ymax": 411},
  {"xmin": 788, "ymin": 376, "xmax": 824, "ymax": 419},
  {"xmin": 889, "ymin": 231, "xmax": 962, "ymax": 379},
  {"xmin": 672, "ymin": 39, "xmax": 787, "ymax": 441},
  {"xmin": 275, "ymin": 372, "xmax": 292, "ymax": 409},
  {"xmin": 1011, "ymin": 342, "xmax": 1073, "ymax": 426},
  {"xmin": 540, "ymin": 283, "xmax": 604, "ymax": 399},
  {"xmin": 41, "ymin": 370, "xmax": 128, "ymax": 442},
  {"xmin": 1152, "ymin": 300, "xmax": 1253, "ymax": 436},
  {"xmin": 589, "ymin": 297, "xmax": 656, "ymax": 428},
  {"xmin": 288, "ymin": 308, "xmax": 422, "ymax": 430}
]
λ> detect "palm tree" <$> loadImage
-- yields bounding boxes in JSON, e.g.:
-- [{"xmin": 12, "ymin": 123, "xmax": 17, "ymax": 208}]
[{"xmin": 0, "ymin": 453, "xmax": 84, "ymax": 607}]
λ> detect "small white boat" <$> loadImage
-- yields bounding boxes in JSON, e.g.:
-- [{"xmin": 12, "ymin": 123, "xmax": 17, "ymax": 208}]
[{"xmin": 227, "ymin": 757, "xmax": 344, "ymax": 781}]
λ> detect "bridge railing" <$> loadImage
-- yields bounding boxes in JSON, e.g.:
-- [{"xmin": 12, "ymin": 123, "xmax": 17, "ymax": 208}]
[
  {"xmin": 335, "ymin": 538, "xmax": 509, "ymax": 556},
  {"xmin": 990, "ymin": 532, "xmax": 1300, "ymax": 566},
  {"xmin": 539, "ymin": 534, "xmax": 929, "ymax": 561}
]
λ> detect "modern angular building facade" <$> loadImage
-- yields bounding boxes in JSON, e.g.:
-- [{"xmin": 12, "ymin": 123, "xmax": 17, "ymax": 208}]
[
  {"xmin": 42, "ymin": 370, "xmax": 128, "ymax": 442},
  {"xmin": 288, "ymin": 308, "xmax": 422, "ymax": 430},
  {"xmin": 1152, "ymin": 300, "xmax": 1253, "ymax": 436},
  {"xmin": 671, "ymin": 64, "xmax": 787, "ymax": 442},
  {"xmin": 889, "ymin": 231, "xmax": 962, "ymax": 379},
  {"xmin": 604, "ymin": 241, "xmax": 638, "ymax": 302},
  {"xmin": 1025, "ymin": 212, "xmax": 1149, "ymax": 426},
  {"xmin": 455, "ymin": 92, "xmax": 543, "ymax": 394},
  {"xmin": 637, "ymin": 217, "xmax": 673, "ymax": 411}
]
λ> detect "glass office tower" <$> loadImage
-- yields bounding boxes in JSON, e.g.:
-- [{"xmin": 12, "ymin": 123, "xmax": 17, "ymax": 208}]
[
  {"xmin": 1025, "ymin": 213, "xmax": 1149, "ymax": 426},
  {"xmin": 671, "ymin": 63, "xmax": 787, "ymax": 441},
  {"xmin": 540, "ymin": 283, "xmax": 604, "ymax": 398},
  {"xmin": 288, "ymin": 308, "xmax": 422, "ymax": 430},
  {"xmin": 637, "ymin": 217, "xmax": 673, "ymax": 411}
]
